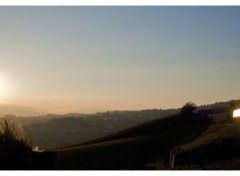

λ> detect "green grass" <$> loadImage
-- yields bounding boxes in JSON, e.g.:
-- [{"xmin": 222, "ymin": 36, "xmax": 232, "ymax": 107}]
[{"xmin": 55, "ymin": 122, "xmax": 208, "ymax": 170}]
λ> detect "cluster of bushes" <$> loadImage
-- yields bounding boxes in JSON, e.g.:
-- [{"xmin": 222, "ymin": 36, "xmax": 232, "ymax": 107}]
[{"xmin": 0, "ymin": 117, "xmax": 32, "ymax": 152}]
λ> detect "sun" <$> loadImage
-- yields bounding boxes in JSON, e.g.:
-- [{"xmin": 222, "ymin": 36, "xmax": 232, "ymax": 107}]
[{"xmin": 233, "ymin": 109, "xmax": 240, "ymax": 118}]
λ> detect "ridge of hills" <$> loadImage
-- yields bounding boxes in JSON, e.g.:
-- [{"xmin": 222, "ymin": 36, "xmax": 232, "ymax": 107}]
[{"xmin": 24, "ymin": 99, "xmax": 239, "ymax": 149}]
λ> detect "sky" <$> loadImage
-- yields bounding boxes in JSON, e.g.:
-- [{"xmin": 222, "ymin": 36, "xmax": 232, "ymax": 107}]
[{"xmin": 0, "ymin": 6, "xmax": 240, "ymax": 114}]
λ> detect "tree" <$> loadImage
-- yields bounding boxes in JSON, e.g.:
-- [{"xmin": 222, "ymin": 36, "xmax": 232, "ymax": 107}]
[{"xmin": 181, "ymin": 102, "xmax": 197, "ymax": 122}]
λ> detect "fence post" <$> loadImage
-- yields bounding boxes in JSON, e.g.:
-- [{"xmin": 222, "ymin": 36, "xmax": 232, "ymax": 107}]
[
  {"xmin": 171, "ymin": 153, "xmax": 175, "ymax": 168},
  {"xmin": 169, "ymin": 151, "xmax": 172, "ymax": 165}
]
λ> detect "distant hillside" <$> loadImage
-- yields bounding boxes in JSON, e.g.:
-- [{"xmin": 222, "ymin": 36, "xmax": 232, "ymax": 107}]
[
  {"xmin": 53, "ymin": 114, "xmax": 188, "ymax": 150},
  {"xmin": 4, "ymin": 98, "xmax": 239, "ymax": 149},
  {"xmin": 0, "ymin": 103, "xmax": 40, "ymax": 117},
  {"xmin": 26, "ymin": 108, "xmax": 179, "ymax": 148}
]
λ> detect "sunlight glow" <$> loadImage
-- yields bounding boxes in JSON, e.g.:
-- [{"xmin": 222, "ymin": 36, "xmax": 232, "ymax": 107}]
[
  {"xmin": 233, "ymin": 109, "xmax": 240, "ymax": 118},
  {"xmin": 0, "ymin": 81, "xmax": 5, "ymax": 96}
]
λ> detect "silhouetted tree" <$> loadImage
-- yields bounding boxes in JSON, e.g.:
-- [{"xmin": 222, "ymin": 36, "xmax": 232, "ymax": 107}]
[{"xmin": 181, "ymin": 102, "xmax": 197, "ymax": 122}]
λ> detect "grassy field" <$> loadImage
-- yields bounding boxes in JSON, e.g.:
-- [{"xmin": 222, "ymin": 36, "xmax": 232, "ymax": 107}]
[
  {"xmin": 177, "ymin": 123, "xmax": 240, "ymax": 152},
  {"xmin": 53, "ymin": 116, "xmax": 208, "ymax": 170},
  {"xmin": 157, "ymin": 122, "xmax": 240, "ymax": 170}
]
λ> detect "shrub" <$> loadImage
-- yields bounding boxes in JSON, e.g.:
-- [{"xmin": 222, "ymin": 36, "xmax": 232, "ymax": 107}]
[{"xmin": 0, "ymin": 117, "xmax": 32, "ymax": 152}]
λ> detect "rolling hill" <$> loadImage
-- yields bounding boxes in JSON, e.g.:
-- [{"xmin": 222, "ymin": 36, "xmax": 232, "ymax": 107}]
[
  {"xmin": 50, "ymin": 114, "xmax": 209, "ymax": 169},
  {"xmin": 163, "ymin": 122, "xmax": 240, "ymax": 170}
]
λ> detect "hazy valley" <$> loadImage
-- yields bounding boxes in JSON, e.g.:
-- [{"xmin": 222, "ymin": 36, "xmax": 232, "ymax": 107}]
[{"xmin": 5, "ymin": 100, "xmax": 236, "ymax": 149}]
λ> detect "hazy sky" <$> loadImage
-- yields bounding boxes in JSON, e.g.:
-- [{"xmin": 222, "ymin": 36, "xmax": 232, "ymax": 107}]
[{"xmin": 0, "ymin": 7, "xmax": 240, "ymax": 114}]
